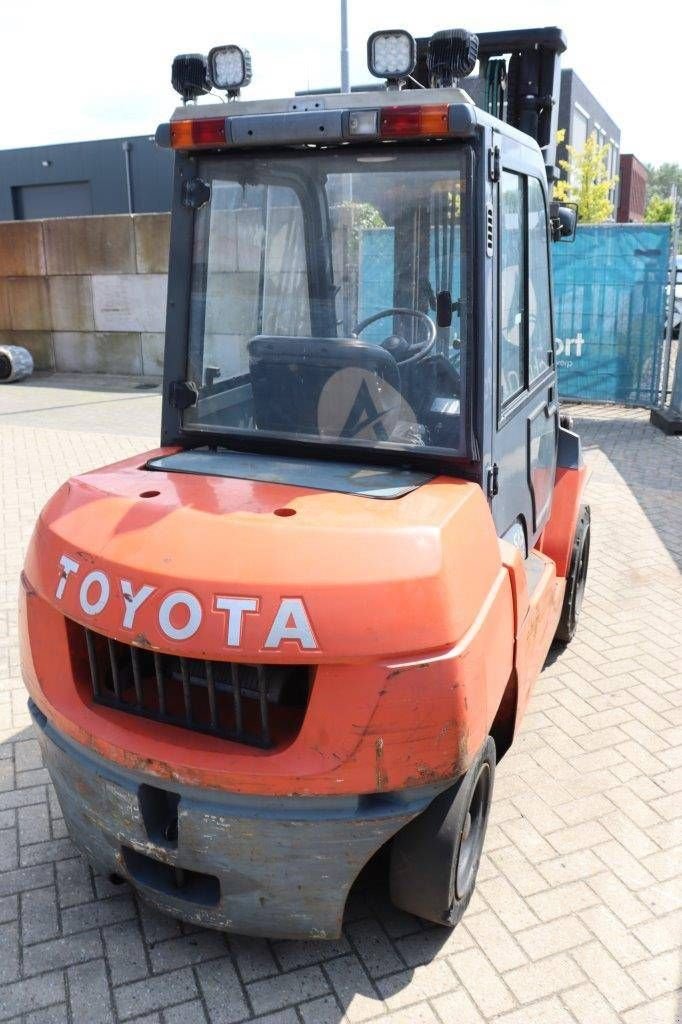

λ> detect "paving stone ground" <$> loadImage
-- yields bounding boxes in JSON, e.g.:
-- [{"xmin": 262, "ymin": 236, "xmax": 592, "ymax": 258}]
[{"xmin": 0, "ymin": 374, "xmax": 680, "ymax": 1024}]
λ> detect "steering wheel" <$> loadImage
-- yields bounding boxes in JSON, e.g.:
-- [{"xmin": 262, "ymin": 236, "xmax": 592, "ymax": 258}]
[{"xmin": 353, "ymin": 308, "xmax": 437, "ymax": 365}]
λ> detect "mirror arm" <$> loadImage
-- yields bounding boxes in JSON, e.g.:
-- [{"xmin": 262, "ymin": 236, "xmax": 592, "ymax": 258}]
[{"xmin": 549, "ymin": 201, "xmax": 563, "ymax": 243}]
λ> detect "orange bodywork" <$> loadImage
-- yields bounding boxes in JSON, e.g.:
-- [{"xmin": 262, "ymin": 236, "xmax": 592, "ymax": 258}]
[
  {"xmin": 20, "ymin": 449, "xmax": 584, "ymax": 798},
  {"xmin": 499, "ymin": 543, "xmax": 564, "ymax": 725},
  {"xmin": 537, "ymin": 464, "xmax": 590, "ymax": 577}
]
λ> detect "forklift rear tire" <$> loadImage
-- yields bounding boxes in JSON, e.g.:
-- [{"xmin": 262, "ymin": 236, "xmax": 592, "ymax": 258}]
[
  {"xmin": 389, "ymin": 736, "xmax": 495, "ymax": 928},
  {"xmin": 555, "ymin": 504, "xmax": 591, "ymax": 644}
]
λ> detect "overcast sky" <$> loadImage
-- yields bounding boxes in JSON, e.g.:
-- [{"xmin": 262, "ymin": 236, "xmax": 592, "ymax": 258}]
[{"xmin": 2, "ymin": 1, "xmax": 679, "ymax": 165}]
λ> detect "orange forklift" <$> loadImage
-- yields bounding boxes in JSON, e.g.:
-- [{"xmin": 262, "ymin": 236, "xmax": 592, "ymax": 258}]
[{"xmin": 20, "ymin": 26, "xmax": 590, "ymax": 938}]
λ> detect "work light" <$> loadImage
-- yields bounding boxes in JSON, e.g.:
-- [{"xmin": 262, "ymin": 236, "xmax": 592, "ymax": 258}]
[
  {"xmin": 171, "ymin": 54, "xmax": 210, "ymax": 102},
  {"xmin": 367, "ymin": 30, "xmax": 417, "ymax": 82},
  {"xmin": 427, "ymin": 29, "xmax": 479, "ymax": 88},
  {"xmin": 208, "ymin": 45, "xmax": 253, "ymax": 94}
]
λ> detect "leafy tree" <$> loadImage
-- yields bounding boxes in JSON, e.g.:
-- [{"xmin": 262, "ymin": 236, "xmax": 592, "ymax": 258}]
[
  {"xmin": 644, "ymin": 195, "xmax": 675, "ymax": 223},
  {"xmin": 340, "ymin": 201, "xmax": 386, "ymax": 232},
  {"xmin": 645, "ymin": 163, "xmax": 682, "ymax": 203},
  {"xmin": 554, "ymin": 135, "xmax": 618, "ymax": 223}
]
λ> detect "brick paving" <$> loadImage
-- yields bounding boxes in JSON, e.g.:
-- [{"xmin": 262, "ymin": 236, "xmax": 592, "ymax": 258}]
[{"xmin": 0, "ymin": 377, "xmax": 680, "ymax": 1024}]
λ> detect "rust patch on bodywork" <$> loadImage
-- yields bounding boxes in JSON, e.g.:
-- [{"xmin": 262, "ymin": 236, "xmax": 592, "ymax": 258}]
[
  {"xmin": 20, "ymin": 572, "xmax": 36, "ymax": 597},
  {"xmin": 403, "ymin": 763, "xmax": 441, "ymax": 787},
  {"xmin": 387, "ymin": 662, "xmax": 429, "ymax": 680},
  {"xmin": 375, "ymin": 737, "xmax": 388, "ymax": 791},
  {"xmin": 455, "ymin": 730, "xmax": 469, "ymax": 774}
]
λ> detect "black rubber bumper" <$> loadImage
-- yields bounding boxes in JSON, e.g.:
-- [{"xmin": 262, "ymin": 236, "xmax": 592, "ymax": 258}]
[{"xmin": 30, "ymin": 701, "xmax": 445, "ymax": 939}]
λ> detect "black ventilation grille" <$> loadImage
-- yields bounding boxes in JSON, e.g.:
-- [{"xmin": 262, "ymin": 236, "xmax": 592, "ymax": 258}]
[{"xmin": 75, "ymin": 624, "xmax": 311, "ymax": 750}]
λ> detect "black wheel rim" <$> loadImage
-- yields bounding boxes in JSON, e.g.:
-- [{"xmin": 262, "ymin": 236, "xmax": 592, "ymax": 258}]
[{"xmin": 454, "ymin": 763, "xmax": 491, "ymax": 900}]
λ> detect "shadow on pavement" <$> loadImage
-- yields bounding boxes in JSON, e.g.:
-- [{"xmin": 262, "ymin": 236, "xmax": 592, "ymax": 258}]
[
  {"xmin": 572, "ymin": 410, "xmax": 682, "ymax": 571},
  {"xmin": 0, "ymin": 372, "xmax": 162, "ymax": 436},
  {"xmin": 10, "ymin": 371, "xmax": 161, "ymax": 394}
]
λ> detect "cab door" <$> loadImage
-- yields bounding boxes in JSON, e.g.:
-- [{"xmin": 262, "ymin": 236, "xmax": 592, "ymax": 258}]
[{"xmin": 491, "ymin": 159, "xmax": 558, "ymax": 554}]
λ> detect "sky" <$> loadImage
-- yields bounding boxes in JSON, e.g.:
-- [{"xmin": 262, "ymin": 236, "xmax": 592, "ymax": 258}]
[{"xmin": 2, "ymin": 1, "xmax": 680, "ymax": 165}]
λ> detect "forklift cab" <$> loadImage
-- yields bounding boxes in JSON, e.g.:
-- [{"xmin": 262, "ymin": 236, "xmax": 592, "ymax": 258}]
[{"xmin": 160, "ymin": 29, "xmax": 576, "ymax": 558}]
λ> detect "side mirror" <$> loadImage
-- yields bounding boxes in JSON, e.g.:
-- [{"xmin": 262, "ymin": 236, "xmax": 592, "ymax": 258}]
[{"xmin": 549, "ymin": 201, "xmax": 578, "ymax": 243}]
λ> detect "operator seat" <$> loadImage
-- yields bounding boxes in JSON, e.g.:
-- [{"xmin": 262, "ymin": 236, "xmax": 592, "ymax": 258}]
[{"xmin": 248, "ymin": 336, "xmax": 402, "ymax": 438}]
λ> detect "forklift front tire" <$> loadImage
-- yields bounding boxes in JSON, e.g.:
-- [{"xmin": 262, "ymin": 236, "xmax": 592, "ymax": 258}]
[
  {"xmin": 555, "ymin": 504, "xmax": 591, "ymax": 644},
  {"xmin": 389, "ymin": 736, "xmax": 495, "ymax": 928}
]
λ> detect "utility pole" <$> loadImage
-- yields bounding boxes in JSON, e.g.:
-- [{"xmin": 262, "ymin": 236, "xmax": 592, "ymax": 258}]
[
  {"xmin": 651, "ymin": 182, "xmax": 682, "ymax": 433},
  {"xmin": 340, "ymin": 0, "xmax": 352, "ymax": 205},
  {"xmin": 340, "ymin": 0, "xmax": 350, "ymax": 93},
  {"xmin": 659, "ymin": 183, "xmax": 678, "ymax": 398}
]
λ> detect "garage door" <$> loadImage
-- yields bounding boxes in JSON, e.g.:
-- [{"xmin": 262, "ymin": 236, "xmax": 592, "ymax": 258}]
[{"xmin": 12, "ymin": 181, "xmax": 93, "ymax": 219}]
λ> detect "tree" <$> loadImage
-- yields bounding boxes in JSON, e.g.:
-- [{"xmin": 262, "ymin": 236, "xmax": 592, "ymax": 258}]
[
  {"xmin": 645, "ymin": 163, "xmax": 682, "ymax": 203},
  {"xmin": 554, "ymin": 135, "xmax": 619, "ymax": 223},
  {"xmin": 644, "ymin": 195, "xmax": 675, "ymax": 223},
  {"xmin": 341, "ymin": 201, "xmax": 386, "ymax": 232}
]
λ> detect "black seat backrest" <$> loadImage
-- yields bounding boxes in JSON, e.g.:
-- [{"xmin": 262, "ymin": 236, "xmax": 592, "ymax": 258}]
[{"xmin": 248, "ymin": 336, "xmax": 401, "ymax": 436}]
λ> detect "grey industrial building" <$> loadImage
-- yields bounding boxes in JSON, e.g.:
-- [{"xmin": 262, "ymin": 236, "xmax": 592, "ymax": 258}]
[
  {"xmin": 0, "ymin": 135, "xmax": 172, "ymax": 221},
  {"xmin": 556, "ymin": 69, "xmax": 620, "ymax": 194},
  {"xmin": 0, "ymin": 67, "xmax": 620, "ymax": 221}
]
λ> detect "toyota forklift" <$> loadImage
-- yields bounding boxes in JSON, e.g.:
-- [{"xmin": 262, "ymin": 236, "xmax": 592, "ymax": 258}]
[{"xmin": 20, "ymin": 26, "xmax": 590, "ymax": 939}]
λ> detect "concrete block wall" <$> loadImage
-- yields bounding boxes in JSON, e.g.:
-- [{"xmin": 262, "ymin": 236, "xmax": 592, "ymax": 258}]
[
  {"xmin": 0, "ymin": 214, "xmax": 170, "ymax": 375},
  {"xmin": 197, "ymin": 207, "xmax": 310, "ymax": 380}
]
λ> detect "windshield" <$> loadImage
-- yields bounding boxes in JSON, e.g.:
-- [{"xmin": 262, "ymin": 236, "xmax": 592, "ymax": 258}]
[{"xmin": 184, "ymin": 145, "xmax": 470, "ymax": 459}]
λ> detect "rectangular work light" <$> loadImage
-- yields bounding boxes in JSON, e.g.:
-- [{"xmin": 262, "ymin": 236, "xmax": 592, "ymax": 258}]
[
  {"xmin": 171, "ymin": 54, "xmax": 210, "ymax": 102},
  {"xmin": 208, "ymin": 45, "xmax": 252, "ymax": 93},
  {"xmin": 367, "ymin": 30, "xmax": 417, "ymax": 81}
]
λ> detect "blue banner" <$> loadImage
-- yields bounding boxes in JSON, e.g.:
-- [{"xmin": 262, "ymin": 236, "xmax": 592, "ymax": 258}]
[{"xmin": 552, "ymin": 224, "xmax": 671, "ymax": 405}]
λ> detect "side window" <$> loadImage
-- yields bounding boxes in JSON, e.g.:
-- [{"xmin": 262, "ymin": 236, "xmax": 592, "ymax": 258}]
[
  {"xmin": 528, "ymin": 178, "xmax": 553, "ymax": 381},
  {"xmin": 499, "ymin": 172, "xmax": 526, "ymax": 405}
]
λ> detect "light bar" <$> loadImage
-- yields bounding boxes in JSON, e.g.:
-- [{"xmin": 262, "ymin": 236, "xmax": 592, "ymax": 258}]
[
  {"xmin": 380, "ymin": 105, "xmax": 450, "ymax": 138},
  {"xmin": 170, "ymin": 118, "xmax": 227, "ymax": 149},
  {"xmin": 157, "ymin": 102, "xmax": 459, "ymax": 151},
  {"xmin": 208, "ymin": 45, "xmax": 252, "ymax": 93},
  {"xmin": 367, "ymin": 30, "xmax": 417, "ymax": 81}
]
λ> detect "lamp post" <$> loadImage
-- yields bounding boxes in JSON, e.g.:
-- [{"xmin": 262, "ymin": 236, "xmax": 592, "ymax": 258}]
[
  {"xmin": 340, "ymin": 0, "xmax": 350, "ymax": 93},
  {"xmin": 651, "ymin": 184, "xmax": 682, "ymax": 433},
  {"xmin": 340, "ymin": 2, "xmax": 352, "ymax": 204}
]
